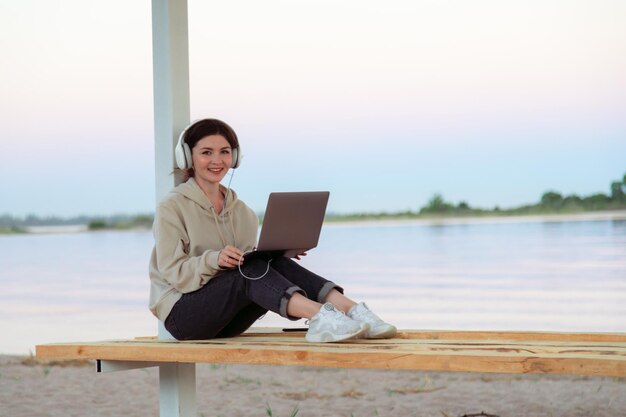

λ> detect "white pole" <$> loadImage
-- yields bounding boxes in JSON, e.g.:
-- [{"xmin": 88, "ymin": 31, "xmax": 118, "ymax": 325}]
[
  {"xmin": 152, "ymin": 0, "xmax": 190, "ymax": 203},
  {"xmin": 151, "ymin": 2, "xmax": 196, "ymax": 417},
  {"xmin": 152, "ymin": 0, "xmax": 189, "ymax": 339}
]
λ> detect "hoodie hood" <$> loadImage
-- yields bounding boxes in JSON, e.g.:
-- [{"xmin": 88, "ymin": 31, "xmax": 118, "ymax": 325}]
[{"xmin": 172, "ymin": 177, "xmax": 240, "ymax": 217}]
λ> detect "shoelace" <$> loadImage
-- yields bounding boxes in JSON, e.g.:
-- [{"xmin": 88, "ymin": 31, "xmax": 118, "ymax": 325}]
[
  {"xmin": 353, "ymin": 307, "xmax": 384, "ymax": 324},
  {"xmin": 330, "ymin": 309, "xmax": 354, "ymax": 324},
  {"xmin": 306, "ymin": 306, "xmax": 351, "ymax": 326}
]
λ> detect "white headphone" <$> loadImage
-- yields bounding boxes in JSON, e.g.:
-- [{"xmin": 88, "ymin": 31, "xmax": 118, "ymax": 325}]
[{"xmin": 174, "ymin": 120, "xmax": 242, "ymax": 170}]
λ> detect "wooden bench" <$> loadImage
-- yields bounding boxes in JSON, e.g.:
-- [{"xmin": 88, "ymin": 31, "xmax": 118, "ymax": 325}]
[{"xmin": 36, "ymin": 328, "xmax": 626, "ymax": 417}]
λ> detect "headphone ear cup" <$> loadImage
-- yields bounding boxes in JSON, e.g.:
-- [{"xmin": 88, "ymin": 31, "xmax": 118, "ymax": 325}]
[
  {"xmin": 231, "ymin": 147, "xmax": 241, "ymax": 169},
  {"xmin": 182, "ymin": 143, "xmax": 192, "ymax": 168},
  {"xmin": 175, "ymin": 130, "xmax": 192, "ymax": 169}
]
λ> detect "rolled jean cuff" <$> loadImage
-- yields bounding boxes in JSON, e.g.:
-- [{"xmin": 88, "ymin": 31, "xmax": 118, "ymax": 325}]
[
  {"xmin": 318, "ymin": 281, "xmax": 343, "ymax": 303},
  {"xmin": 280, "ymin": 286, "xmax": 307, "ymax": 320}
]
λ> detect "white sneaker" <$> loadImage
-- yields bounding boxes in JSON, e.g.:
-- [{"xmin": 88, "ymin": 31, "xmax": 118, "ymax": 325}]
[
  {"xmin": 305, "ymin": 303, "xmax": 369, "ymax": 343},
  {"xmin": 348, "ymin": 302, "xmax": 397, "ymax": 339}
]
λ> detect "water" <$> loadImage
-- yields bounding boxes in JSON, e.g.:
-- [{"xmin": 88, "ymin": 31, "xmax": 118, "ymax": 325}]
[{"xmin": 1, "ymin": 215, "xmax": 625, "ymax": 355}]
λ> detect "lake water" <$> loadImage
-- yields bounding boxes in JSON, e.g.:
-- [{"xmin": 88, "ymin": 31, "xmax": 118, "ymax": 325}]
[{"xmin": 1, "ymin": 213, "xmax": 625, "ymax": 355}]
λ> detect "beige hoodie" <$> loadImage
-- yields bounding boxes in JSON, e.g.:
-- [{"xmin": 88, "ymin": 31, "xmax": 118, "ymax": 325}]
[{"xmin": 148, "ymin": 178, "xmax": 259, "ymax": 321}]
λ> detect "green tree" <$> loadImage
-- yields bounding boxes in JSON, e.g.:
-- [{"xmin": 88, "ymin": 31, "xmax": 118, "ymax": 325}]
[
  {"xmin": 132, "ymin": 215, "xmax": 154, "ymax": 228},
  {"xmin": 88, "ymin": 220, "xmax": 108, "ymax": 230},
  {"xmin": 582, "ymin": 193, "xmax": 610, "ymax": 210},
  {"xmin": 420, "ymin": 193, "xmax": 453, "ymax": 214},
  {"xmin": 562, "ymin": 194, "xmax": 583, "ymax": 210},
  {"xmin": 428, "ymin": 194, "xmax": 445, "ymax": 210},
  {"xmin": 540, "ymin": 191, "xmax": 563, "ymax": 207},
  {"xmin": 610, "ymin": 181, "xmax": 625, "ymax": 202}
]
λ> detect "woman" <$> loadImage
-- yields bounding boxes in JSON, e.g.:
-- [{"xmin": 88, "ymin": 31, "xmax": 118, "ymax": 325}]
[{"xmin": 149, "ymin": 118, "xmax": 396, "ymax": 342}]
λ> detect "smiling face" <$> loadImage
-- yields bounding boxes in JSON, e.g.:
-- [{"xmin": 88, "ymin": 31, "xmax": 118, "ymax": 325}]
[{"xmin": 191, "ymin": 134, "xmax": 233, "ymax": 188}]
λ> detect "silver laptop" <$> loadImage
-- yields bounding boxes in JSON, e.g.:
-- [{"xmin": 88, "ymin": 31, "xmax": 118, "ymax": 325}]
[{"xmin": 248, "ymin": 191, "xmax": 330, "ymax": 260}]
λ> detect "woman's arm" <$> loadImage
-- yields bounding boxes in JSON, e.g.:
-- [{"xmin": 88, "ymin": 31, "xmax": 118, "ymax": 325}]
[{"xmin": 151, "ymin": 204, "xmax": 222, "ymax": 293}]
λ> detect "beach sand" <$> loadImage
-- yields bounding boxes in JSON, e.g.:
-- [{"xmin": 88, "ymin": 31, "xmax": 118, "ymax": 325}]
[{"xmin": 1, "ymin": 355, "xmax": 624, "ymax": 417}]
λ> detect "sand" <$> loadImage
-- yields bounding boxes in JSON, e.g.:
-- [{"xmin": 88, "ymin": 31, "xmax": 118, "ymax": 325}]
[{"xmin": 1, "ymin": 355, "xmax": 624, "ymax": 417}]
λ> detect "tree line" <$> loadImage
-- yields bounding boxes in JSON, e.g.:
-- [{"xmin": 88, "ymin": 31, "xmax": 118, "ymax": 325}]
[
  {"xmin": 410, "ymin": 172, "xmax": 626, "ymax": 217},
  {"xmin": 328, "ymin": 172, "xmax": 626, "ymax": 220},
  {"xmin": 2, "ymin": 172, "xmax": 625, "ymax": 232},
  {"xmin": 0, "ymin": 214, "xmax": 153, "ymax": 233}
]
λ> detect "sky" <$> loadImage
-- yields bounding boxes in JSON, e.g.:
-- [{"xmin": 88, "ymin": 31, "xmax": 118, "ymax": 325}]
[{"xmin": 1, "ymin": 0, "xmax": 625, "ymax": 217}]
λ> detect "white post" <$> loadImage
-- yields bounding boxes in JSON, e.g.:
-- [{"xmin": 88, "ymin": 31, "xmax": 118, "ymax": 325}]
[
  {"xmin": 151, "ymin": 1, "xmax": 196, "ymax": 417},
  {"xmin": 159, "ymin": 362, "xmax": 198, "ymax": 417},
  {"xmin": 152, "ymin": 0, "xmax": 190, "ymax": 202}
]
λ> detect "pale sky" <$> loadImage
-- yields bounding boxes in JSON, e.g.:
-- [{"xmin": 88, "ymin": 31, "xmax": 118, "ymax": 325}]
[{"xmin": 1, "ymin": 0, "xmax": 625, "ymax": 217}]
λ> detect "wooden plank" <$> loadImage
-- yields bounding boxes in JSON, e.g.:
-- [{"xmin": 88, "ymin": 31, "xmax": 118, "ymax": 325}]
[
  {"xmin": 237, "ymin": 328, "xmax": 626, "ymax": 343},
  {"xmin": 394, "ymin": 330, "xmax": 626, "ymax": 343},
  {"xmin": 137, "ymin": 329, "xmax": 626, "ymax": 343},
  {"xmin": 36, "ymin": 331, "xmax": 626, "ymax": 377},
  {"xmin": 217, "ymin": 334, "xmax": 626, "ymax": 348}
]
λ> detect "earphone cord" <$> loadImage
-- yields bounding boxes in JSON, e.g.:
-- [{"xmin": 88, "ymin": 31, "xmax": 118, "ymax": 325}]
[
  {"xmin": 237, "ymin": 251, "xmax": 272, "ymax": 280},
  {"xmin": 222, "ymin": 169, "xmax": 235, "ymax": 217},
  {"xmin": 224, "ymin": 170, "xmax": 272, "ymax": 280}
]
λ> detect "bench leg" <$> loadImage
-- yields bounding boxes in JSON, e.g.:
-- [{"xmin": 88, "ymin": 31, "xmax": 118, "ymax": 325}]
[{"xmin": 159, "ymin": 363, "xmax": 197, "ymax": 417}]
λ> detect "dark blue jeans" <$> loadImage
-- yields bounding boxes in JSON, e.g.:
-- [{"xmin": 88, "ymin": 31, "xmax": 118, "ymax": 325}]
[{"xmin": 164, "ymin": 256, "xmax": 342, "ymax": 340}]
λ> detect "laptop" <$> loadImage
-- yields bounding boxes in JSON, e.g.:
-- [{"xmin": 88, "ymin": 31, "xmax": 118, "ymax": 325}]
[{"xmin": 246, "ymin": 191, "xmax": 330, "ymax": 260}]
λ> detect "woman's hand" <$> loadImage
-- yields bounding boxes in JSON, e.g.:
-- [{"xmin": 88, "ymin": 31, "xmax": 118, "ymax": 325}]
[
  {"xmin": 218, "ymin": 245, "xmax": 244, "ymax": 268},
  {"xmin": 293, "ymin": 251, "xmax": 308, "ymax": 260}
]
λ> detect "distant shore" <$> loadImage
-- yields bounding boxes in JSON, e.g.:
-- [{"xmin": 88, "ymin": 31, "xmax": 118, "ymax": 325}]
[
  {"xmin": 325, "ymin": 209, "xmax": 626, "ymax": 227},
  {"xmin": 4, "ymin": 173, "xmax": 625, "ymax": 234},
  {"xmin": 2, "ymin": 210, "xmax": 626, "ymax": 235}
]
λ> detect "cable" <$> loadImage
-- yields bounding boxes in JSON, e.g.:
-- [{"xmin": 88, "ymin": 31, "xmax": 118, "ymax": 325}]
[
  {"xmin": 222, "ymin": 169, "xmax": 235, "ymax": 219},
  {"xmin": 223, "ymin": 168, "xmax": 271, "ymax": 280},
  {"xmin": 237, "ymin": 251, "xmax": 272, "ymax": 280}
]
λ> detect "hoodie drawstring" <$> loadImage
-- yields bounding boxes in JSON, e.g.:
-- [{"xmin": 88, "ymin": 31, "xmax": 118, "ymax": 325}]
[
  {"xmin": 211, "ymin": 204, "xmax": 239, "ymax": 249},
  {"xmin": 211, "ymin": 207, "xmax": 229, "ymax": 248}
]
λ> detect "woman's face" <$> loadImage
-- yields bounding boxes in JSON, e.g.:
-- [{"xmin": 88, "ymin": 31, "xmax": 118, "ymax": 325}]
[{"xmin": 191, "ymin": 134, "xmax": 233, "ymax": 187}]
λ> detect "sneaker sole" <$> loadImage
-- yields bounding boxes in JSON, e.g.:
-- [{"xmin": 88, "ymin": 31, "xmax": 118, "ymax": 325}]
[
  {"xmin": 365, "ymin": 326, "xmax": 398, "ymax": 339},
  {"xmin": 305, "ymin": 325, "xmax": 369, "ymax": 343}
]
